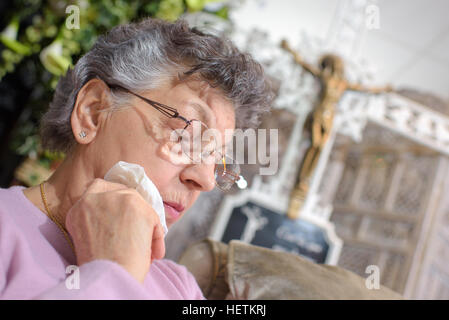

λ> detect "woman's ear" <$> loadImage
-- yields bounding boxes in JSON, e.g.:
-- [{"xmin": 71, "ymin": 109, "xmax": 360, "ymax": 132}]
[{"xmin": 71, "ymin": 79, "xmax": 111, "ymax": 145}]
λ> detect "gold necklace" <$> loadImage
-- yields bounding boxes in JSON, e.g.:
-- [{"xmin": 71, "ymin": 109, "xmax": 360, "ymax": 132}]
[{"xmin": 39, "ymin": 182, "xmax": 76, "ymax": 256}]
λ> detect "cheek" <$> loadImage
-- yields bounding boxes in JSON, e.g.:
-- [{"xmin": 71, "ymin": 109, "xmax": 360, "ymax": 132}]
[
  {"xmin": 92, "ymin": 112, "xmax": 163, "ymax": 176},
  {"xmin": 109, "ymin": 117, "xmax": 151, "ymax": 158},
  {"xmin": 145, "ymin": 160, "xmax": 179, "ymax": 187},
  {"xmin": 93, "ymin": 111, "xmax": 184, "ymax": 193}
]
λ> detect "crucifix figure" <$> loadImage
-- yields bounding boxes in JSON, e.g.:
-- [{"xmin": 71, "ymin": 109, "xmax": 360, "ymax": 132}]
[
  {"xmin": 281, "ymin": 39, "xmax": 392, "ymax": 220},
  {"xmin": 241, "ymin": 206, "xmax": 268, "ymax": 243}
]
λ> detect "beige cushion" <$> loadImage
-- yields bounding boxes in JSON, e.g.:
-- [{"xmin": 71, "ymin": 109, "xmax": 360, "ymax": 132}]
[
  {"xmin": 179, "ymin": 238, "xmax": 403, "ymax": 300},
  {"xmin": 179, "ymin": 239, "xmax": 229, "ymax": 300}
]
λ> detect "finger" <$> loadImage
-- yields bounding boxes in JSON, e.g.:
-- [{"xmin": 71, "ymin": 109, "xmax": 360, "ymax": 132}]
[{"xmin": 151, "ymin": 222, "xmax": 166, "ymax": 261}]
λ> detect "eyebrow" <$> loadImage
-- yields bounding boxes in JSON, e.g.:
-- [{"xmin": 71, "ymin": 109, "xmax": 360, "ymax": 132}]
[{"xmin": 183, "ymin": 101, "xmax": 214, "ymax": 127}]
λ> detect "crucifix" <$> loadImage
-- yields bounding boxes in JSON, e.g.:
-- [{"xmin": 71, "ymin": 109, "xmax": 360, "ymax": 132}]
[
  {"xmin": 240, "ymin": 206, "xmax": 268, "ymax": 243},
  {"xmin": 281, "ymin": 39, "xmax": 392, "ymax": 220}
]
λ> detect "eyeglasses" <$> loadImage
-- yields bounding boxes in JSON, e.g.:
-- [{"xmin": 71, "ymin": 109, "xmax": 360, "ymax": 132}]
[{"xmin": 107, "ymin": 83, "xmax": 243, "ymax": 191}]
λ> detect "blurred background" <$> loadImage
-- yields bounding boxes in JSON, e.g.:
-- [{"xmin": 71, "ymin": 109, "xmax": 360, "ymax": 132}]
[{"xmin": 1, "ymin": 0, "xmax": 448, "ymax": 299}]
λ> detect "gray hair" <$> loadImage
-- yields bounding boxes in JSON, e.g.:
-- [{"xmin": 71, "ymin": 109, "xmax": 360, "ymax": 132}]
[{"xmin": 40, "ymin": 18, "xmax": 274, "ymax": 154}]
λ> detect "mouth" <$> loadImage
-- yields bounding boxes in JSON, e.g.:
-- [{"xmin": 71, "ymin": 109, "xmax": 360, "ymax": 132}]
[{"xmin": 163, "ymin": 201, "xmax": 185, "ymax": 221}]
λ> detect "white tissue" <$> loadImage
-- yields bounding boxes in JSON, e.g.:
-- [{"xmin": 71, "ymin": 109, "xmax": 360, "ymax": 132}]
[{"xmin": 104, "ymin": 161, "xmax": 168, "ymax": 236}]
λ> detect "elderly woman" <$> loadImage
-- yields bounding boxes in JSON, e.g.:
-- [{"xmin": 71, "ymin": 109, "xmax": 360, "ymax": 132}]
[{"xmin": 0, "ymin": 18, "xmax": 272, "ymax": 299}]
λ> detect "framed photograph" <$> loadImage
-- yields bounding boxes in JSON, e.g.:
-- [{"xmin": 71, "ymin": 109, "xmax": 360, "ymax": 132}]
[{"xmin": 209, "ymin": 187, "xmax": 342, "ymax": 264}]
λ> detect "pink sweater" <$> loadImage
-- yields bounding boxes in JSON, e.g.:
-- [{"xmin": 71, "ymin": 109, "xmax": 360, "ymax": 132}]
[{"xmin": 0, "ymin": 186, "xmax": 204, "ymax": 300}]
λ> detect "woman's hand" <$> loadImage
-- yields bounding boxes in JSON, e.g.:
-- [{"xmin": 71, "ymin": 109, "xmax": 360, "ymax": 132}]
[{"xmin": 65, "ymin": 178, "xmax": 165, "ymax": 283}]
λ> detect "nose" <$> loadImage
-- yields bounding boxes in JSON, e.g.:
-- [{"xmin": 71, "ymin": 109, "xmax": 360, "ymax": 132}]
[{"xmin": 180, "ymin": 161, "xmax": 216, "ymax": 192}]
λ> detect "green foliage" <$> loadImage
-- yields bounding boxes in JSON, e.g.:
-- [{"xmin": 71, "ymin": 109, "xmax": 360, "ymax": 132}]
[
  {"xmin": 0, "ymin": 0, "xmax": 229, "ymax": 165},
  {"xmin": 156, "ymin": 0, "xmax": 185, "ymax": 21}
]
